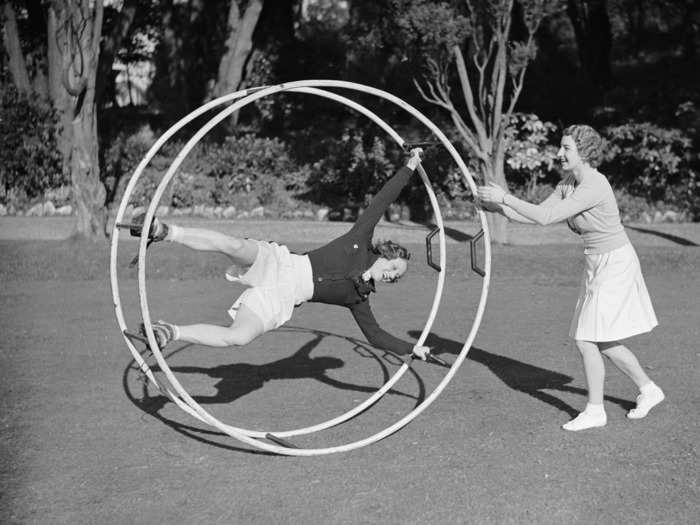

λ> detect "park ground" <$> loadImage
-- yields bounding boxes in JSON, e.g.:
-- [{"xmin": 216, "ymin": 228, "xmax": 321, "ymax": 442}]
[{"xmin": 1, "ymin": 217, "xmax": 699, "ymax": 524}]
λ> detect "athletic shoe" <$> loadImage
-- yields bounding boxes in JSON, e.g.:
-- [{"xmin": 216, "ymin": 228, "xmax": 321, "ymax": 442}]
[
  {"xmin": 627, "ymin": 383, "xmax": 665, "ymax": 419},
  {"xmin": 129, "ymin": 211, "xmax": 169, "ymax": 242},
  {"xmin": 562, "ymin": 408, "xmax": 607, "ymax": 431},
  {"xmin": 139, "ymin": 321, "xmax": 174, "ymax": 349}
]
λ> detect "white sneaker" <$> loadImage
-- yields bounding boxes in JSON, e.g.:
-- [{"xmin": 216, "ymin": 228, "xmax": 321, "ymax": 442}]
[
  {"xmin": 627, "ymin": 384, "xmax": 665, "ymax": 419},
  {"xmin": 562, "ymin": 409, "xmax": 607, "ymax": 431}
]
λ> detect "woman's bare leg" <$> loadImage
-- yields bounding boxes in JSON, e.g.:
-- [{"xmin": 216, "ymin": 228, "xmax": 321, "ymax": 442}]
[
  {"xmin": 562, "ymin": 339, "xmax": 607, "ymax": 431},
  {"xmin": 599, "ymin": 341, "xmax": 651, "ymax": 388},
  {"xmin": 167, "ymin": 225, "xmax": 259, "ymax": 267},
  {"xmin": 599, "ymin": 341, "xmax": 664, "ymax": 419},
  {"xmin": 175, "ymin": 304, "xmax": 265, "ymax": 347},
  {"xmin": 575, "ymin": 339, "xmax": 606, "ymax": 405}
]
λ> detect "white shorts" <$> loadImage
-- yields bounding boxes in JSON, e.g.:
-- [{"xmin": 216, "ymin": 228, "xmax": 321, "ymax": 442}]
[
  {"xmin": 569, "ymin": 243, "xmax": 658, "ymax": 341},
  {"xmin": 225, "ymin": 240, "xmax": 314, "ymax": 332}
]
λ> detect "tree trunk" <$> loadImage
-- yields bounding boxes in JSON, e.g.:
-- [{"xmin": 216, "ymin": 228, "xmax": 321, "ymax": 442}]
[
  {"xmin": 481, "ymin": 161, "xmax": 509, "ymax": 245},
  {"xmin": 486, "ymin": 211, "xmax": 508, "ymax": 245},
  {"xmin": 212, "ymin": 0, "xmax": 265, "ymax": 98},
  {"xmin": 71, "ymin": 104, "xmax": 106, "ymax": 238},
  {"xmin": 96, "ymin": 0, "xmax": 139, "ymax": 107},
  {"xmin": 2, "ymin": 1, "xmax": 32, "ymax": 94},
  {"xmin": 567, "ymin": 0, "xmax": 612, "ymax": 92},
  {"xmin": 47, "ymin": 8, "xmax": 63, "ymax": 105},
  {"xmin": 49, "ymin": 1, "xmax": 106, "ymax": 240},
  {"xmin": 681, "ymin": 0, "xmax": 699, "ymax": 60}
]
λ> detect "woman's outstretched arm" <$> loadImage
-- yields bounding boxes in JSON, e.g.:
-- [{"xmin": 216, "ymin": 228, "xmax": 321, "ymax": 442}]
[
  {"xmin": 351, "ymin": 149, "xmax": 422, "ymax": 236},
  {"xmin": 349, "ymin": 301, "xmax": 414, "ymax": 355},
  {"xmin": 478, "ymin": 178, "xmax": 601, "ymax": 226},
  {"xmin": 478, "ymin": 186, "xmax": 563, "ymax": 224}
]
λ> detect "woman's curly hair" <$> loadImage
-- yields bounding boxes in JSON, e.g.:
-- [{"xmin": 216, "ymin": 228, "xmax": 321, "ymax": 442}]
[
  {"xmin": 563, "ymin": 124, "xmax": 604, "ymax": 168},
  {"xmin": 373, "ymin": 240, "xmax": 411, "ymax": 261}
]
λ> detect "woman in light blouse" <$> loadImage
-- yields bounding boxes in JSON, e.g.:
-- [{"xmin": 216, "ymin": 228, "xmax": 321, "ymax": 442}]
[{"xmin": 477, "ymin": 124, "xmax": 664, "ymax": 431}]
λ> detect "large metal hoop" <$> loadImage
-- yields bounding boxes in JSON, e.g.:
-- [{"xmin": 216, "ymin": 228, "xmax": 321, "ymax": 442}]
[{"xmin": 111, "ymin": 80, "xmax": 492, "ymax": 455}]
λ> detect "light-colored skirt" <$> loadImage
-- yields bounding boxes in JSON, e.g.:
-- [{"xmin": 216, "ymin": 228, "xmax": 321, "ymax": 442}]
[
  {"xmin": 225, "ymin": 240, "xmax": 314, "ymax": 332},
  {"xmin": 569, "ymin": 243, "xmax": 658, "ymax": 341}
]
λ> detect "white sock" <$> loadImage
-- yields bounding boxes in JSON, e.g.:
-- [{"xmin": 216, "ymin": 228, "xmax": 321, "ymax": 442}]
[
  {"xmin": 584, "ymin": 402, "xmax": 605, "ymax": 415},
  {"xmin": 640, "ymin": 381, "xmax": 658, "ymax": 395},
  {"xmin": 166, "ymin": 224, "xmax": 181, "ymax": 242}
]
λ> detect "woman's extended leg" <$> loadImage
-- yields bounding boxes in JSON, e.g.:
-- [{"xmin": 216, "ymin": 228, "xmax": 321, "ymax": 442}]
[
  {"xmin": 562, "ymin": 340, "xmax": 607, "ymax": 431},
  {"xmin": 175, "ymin": 304, "xmax": 265, "ymax": 347},
  {"xmin": 598, "ymin": 341, "xmax": 651, "ymax": 388},
  {"xmin": 576, "ymin": 340, "xmax": 606, "ymax": 404},
  {"xmin": 599, "ymin": 341, "xmax": 664, "ymax": 419},
  {"xmin": 167, "ymin": 225, "xmax": 259, "ymax": 267}
]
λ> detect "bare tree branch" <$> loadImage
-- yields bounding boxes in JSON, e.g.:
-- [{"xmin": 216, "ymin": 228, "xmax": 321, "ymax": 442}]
[
  {"xmin": 491, "ymin": 5, "xmax": 512, "ymax": 144},
  {"xmin": 414, "ymin": 78, "xmax": 450, "ymax": 110},
  {"xmin": 505, "ymin": 35, "xmax": 534, "ymax": 118},
  {"xmin": 2, "ymin": 0, "xmax": 32, "ymax": 94},
  {"xmin": 454, "ymin": 45, "xmax": 488, "ymax": 153}
]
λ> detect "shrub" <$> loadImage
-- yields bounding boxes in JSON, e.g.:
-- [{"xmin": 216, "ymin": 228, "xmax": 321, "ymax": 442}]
[
  {"xmin": 304, "ymin": 129, "xmax": 397, "ymax": 207},
  {"xmin": 504, "ymin": 113, "xmax": 559, "ymax": 198},
  {"xmin": 200, "ymin": 135, "xmax": 311, "ymax": 206},
  {"xmin": 108, "ymin": 131, "xmax": 312, "ymax": 212},
  {"xmin": 0, "ymin": 86, "xmax": 63, "ymax": 205},
  {"xmin": 602, "ymin": 122, "xmax": 694, "ymax": 202},
  {"xmin": 104, "ymin": 126, "xmax": 156, "ymax": 206},
  {"xmin": 665, "ymin": 169, "xmax": 700, "ymax": 221},
  {"xmin": 504, "ymin": 117, "xmax": 699, "ymax": 221}
]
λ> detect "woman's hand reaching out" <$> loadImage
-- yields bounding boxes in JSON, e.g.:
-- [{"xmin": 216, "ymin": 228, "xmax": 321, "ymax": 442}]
[{"xmin": 476, "ymin": 182, "xmax": 507, "ymax": 204}]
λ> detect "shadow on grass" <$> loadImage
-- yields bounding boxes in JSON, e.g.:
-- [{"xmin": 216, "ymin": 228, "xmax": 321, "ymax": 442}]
[
  {"xmin": 408, "ymin": 331, "xmax": 635, "ymax": 417},
  {"xmin": 625, "ymin": 225, "xmax": 699, "ymax": 246},
  {"xmin": 123, "ymin": 326, "xmax": 427, "ymax": 453}
]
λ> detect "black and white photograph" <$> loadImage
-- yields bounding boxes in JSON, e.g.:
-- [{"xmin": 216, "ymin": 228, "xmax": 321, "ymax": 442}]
[{"xmin": 1, "ymin": 0, "xmax": 698, "ymax": 523}]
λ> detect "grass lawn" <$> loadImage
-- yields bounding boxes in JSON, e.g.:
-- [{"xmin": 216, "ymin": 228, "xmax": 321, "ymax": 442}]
[{"xmin": 1, "ymin": 221, "xmax": 698, "ymax": 524}]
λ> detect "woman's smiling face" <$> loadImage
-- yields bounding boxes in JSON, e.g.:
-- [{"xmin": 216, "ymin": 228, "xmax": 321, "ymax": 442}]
[
  {"xmin": 370, "ymin": 257, "xmax": 408, "ymax": 283},
  {"xmin": 557, "ymin": 135, "xmax": 584, "ymax": 172}
]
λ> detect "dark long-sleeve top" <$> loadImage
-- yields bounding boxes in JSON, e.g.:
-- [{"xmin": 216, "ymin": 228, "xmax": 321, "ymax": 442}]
[{"xmin": 305, "ymin": 166, "xmax": 414, "ymax": 355}]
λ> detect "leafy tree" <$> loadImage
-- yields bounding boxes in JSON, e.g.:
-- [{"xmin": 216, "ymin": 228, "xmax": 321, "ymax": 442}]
[
  {"xmin": 47, "ymin": 0, "xmax": 106, "ymax": 239},
  {"xmin": 150, "ymin": 0, "xmax": 297, "ymax": 126},
  {"xmin": 0, "ymin": 84, "xmax": 63, "ymax": 204},
  {"xmin": 2, "ymin": 0, "xmax": 145, "ymax": 238},
  {"xmin": 399, "ymin": 0, "xmax": 561, "ymax": 243},
  {"xmin": 210, "ymin": 0, "xmax": 265, "ymax": 99}
]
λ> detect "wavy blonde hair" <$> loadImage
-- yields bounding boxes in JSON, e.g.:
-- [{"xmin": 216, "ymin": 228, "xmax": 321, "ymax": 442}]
[{"xmin": 563, "ymin": 124, "xmax": 604, "ymax": 168}]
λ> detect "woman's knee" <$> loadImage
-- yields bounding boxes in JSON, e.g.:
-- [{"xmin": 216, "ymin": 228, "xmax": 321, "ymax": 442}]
[
  {"xmin": 223, "ymin": 305, "xmax": 265, "ymax": 346},
  {"xmin": 224, "ymin": 237, "xmax": 259, "ymax": 265},
  {"xmin": 574, "ymin": 339, "xmax": 598, "ymax": 354},
  {"xmin": 221, "ymin": 325, "xmax": 258, "ymax": 346}
]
